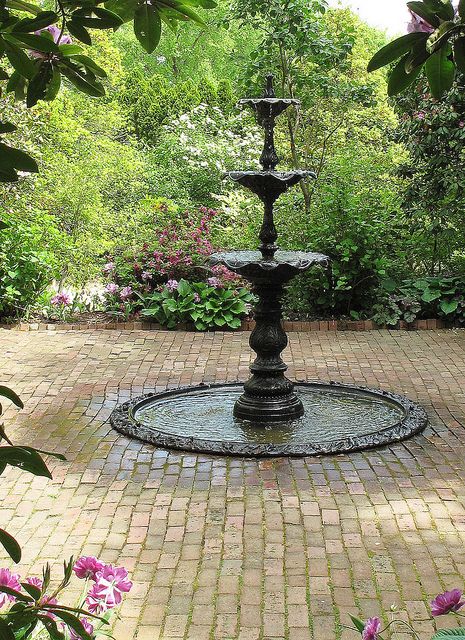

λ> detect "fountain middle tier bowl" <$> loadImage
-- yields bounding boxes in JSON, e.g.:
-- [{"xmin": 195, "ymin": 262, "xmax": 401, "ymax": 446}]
[
  {"xmin": 110, "ymin": 382, "xmax": 428, "ymax": 458},
  {"xmin": 227, "ymin": 170, "xmax": 316, "ymax": 199}
]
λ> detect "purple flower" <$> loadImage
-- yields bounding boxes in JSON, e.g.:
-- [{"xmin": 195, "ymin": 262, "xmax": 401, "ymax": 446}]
[
  {"xmin": 105, "ymin": 282, "xmax": 119, "ymax": 295},
  {"xmin": 362, "ymin": 617, "xmax": 381, "ymax": 640},
  {"xmin": 26, "ymin": 577, "xmax": 42, "ymax": 589},
  {"xmin": 86, "ymin": 565, "xmax": 132, "ymax": 614},
  {"xmin": 31, "ymin": 25, "xmax": 72, "ymax": 58},
  {"xmin": 68, "ymin": 617, "xmax": 94, "ymax": 640},
  {"xmin": 415, "ymin": 110, "xmax": 426, "ymax": 120},
  {"xmin": 459, "ymin": 121, "xmax": 465, "ymax": 128},
  {"xmin": 74, "ymin": 556, "xmax": 105, "ymax": 581},
  {"xmin": 51, "ymin": 292, "xmax": 71, "ymax": 307},
  {"xmin": 407, "ymin": 9, "xmax": 434, "ymax": 33},
  {"xmin": 431, "ymin": 589, "xmax": 465, "ymax": 616},
  {"xmin": 0, "ymin": 569, "xmax": 21, "ymax": 607},
  {"xmin": 120, "ymin": 286, "xmax": 133, "ymax": 301},
  {"xmin": 141, "ymin": 271, "xmax": 152, "ymax": 281},
  {"xmin": 166, "ymin": 279, "xmax": 179, "ymax": 292},
  {"xmin": 193, "ymin": 293, "xmax": 201, "ymax": 303},
  {"xmin": 207, "ymin": 277, "xmax": 221, "ymax": 288},
  {"xmin": 103, "ymin": 262, "xmax": 116, "ymax": 275}
]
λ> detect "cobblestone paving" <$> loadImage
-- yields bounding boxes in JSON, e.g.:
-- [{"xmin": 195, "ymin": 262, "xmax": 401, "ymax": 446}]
[{"xmin": 1, "ymin": 328, "xmax": 465, "ymax": 640}]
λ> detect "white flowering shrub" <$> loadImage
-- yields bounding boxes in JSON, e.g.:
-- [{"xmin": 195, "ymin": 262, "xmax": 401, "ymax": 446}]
[{"xmin": 148, "ymin": 104, "xmax": 262, "ymax": 207}]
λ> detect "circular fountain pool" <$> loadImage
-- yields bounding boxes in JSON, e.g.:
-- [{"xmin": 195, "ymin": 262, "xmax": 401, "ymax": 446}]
[{"xmin": 110, "ymin": 382, "xmax": 427, "ymax": 457}]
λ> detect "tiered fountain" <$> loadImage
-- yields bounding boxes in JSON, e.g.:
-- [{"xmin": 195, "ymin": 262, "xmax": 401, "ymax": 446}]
[{"xmin": 111, "ymin": 75, "xmax": 427, "ymax": 457}]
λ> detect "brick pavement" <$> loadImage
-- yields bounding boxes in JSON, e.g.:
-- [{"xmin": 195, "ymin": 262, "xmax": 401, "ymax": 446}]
[{"xmin": 1, "ymin": 328, "xmax": 465, "ymax": 639}]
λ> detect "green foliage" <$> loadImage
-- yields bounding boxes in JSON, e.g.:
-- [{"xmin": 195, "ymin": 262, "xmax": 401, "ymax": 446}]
[
  {"xmin": 372, "ymin": 275, "xmax": 465, "ymax": 326},
  {"xmin": 0, "ymin": 218, "xmax": 52, "ymax": 318},
  {"xmin": 140, "ymin": 279, "xmax": 253, "ymax": 330}
]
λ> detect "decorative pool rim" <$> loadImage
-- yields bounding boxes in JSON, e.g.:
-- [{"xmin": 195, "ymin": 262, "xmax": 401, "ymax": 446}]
[{"xmin": 109, "ymin": 381, "xmax": 428, "ymax": 458}]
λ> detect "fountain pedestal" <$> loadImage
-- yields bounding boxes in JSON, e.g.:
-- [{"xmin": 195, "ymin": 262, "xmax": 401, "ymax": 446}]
[{"xmin": 211, "ymin": 251, "xmax": 329, "ymax": 422}]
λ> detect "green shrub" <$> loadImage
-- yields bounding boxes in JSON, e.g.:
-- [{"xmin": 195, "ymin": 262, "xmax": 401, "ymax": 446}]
[
  {"xmin": 0, "ymin": 221, "xmax": 53, "ymax": 319},
  {"xmin": 140, "ymin": 279, "xmax": 253, "ymax": 330}
]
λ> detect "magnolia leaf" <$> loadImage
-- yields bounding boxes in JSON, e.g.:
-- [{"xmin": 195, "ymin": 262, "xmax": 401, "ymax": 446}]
[
  {"xmin": 20, "ymin": 582, "xmax": 41, "ymax": 599},
  {"xmin": 71, "ymin": 54, "xmax": 107, "ymax": 77},
  {"xmin": 407, "ymin": 1, "xmax": 441, "ymax": 27},
  {"xmin": 367, "ymin": 32, "xmax": 428, "ymax": 72},
  {"xmin": 66, "ymin": 20, "xmax": 92, "ymax": 45},
  {"xmin": 61, "ymin": 64, "xmax": 105, "ymax": 96},
  {"xmin": 4, "ymin": 32, "xmax": 59, "ymax": 54},
  {"xmin": 423, "ymin": 0, "xmax": 455, "ymax": 19},
  {"xmin": 454, "ymin": 37, "xmax": 465, "ymax": 74},
  {"xmin": 0, "ymin": 446, "xmax": 52, "ymax": 478},
  {"xmin": 27, "ymin": 61, "xmax": 54, "ymax": 107},
  {"xmin": 5, "ymin": 0, "xmax": 41, "ymax": 15},
  {"xmin": 12, "ymin": 11, "xmax": 57, "ymax": 32},
  {"xmin": 405, "ymin": 39, "xmax": 431, "ymax": 72},
  {"xmin": 93, "ymin": 6, "xmax": 124, "ymax": 26},
  {"xmin": 134, "ymin": 2, "xmax": 162, "ymax": 53},
  {"xmin": 104, "ymin": 0, "xmax": 139, "ymax": 22},
  {"xmin": 425, "ymin": 45, "xmax": 455, "ymax": 98},
  {"xmin": 4, "ymin": 42, "xmax": 37, "ymax": 79},
  {"xmin": 44, "ymin": 67, "xmax": 61, "ymax": 101},
  {"xmin": 427, "ymin": 21, "xmax": 458, "ymax": 54},
  {"xmin": 0, "ymin": 386, "xmax": 23, "ymax": 408},
  {"xmin": 388, "ymin": 53, "xmax": 422, "ymax": 96},
  {"xmin": 0, "ymin": 528, "xmax": 21, "ymax": 563}
]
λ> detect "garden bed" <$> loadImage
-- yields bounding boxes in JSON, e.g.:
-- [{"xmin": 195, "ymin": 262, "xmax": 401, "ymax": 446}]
[{"xmin": 3, "ymin": 317, "xmax": 457, "ymax": 332}]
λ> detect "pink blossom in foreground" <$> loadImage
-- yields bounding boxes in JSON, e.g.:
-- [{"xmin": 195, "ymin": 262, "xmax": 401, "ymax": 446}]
[
  {"xmin": 407, "ymin": 9, "xmax": 434, "ymax": 33},
  {"xmin": 26, "ymin": 576, "xmax": 42, "ymax": 589},
  {"xmin": 362, "ymin": 617, "xmax": 381, "ymax": 640},
  {"xmin": 0, "ymin": 569, "xmax": 21, "ymax": 607},
  {"xmin": 86, "ymin": 565, "xmax": 132, "ymax": 613},
  {"xmin": 74, "ymin": 556, "xmax": 105, "ymax": 581},
  {"xmin": 431, "ymin": 589, "xmax": 465, "ymax": 616},
  {"xmin": 31, "ymin": 25, "xmax": 72, "ymax": 58}
]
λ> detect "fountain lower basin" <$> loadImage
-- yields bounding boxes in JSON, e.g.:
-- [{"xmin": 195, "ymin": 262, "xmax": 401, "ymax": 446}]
[{"xmin": 110, "ymin": 382, "xmax": 427, "ymax": 457}]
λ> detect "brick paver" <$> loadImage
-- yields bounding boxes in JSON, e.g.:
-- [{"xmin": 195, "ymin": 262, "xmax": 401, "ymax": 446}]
[{"xmin": 1, "ymin": 328, "xmax": 465, "ymax": 639}]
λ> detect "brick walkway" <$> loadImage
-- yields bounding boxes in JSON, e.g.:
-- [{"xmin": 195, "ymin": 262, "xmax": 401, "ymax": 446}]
[{"xmin": 1, "ymin": 328, "xmax": 465, "ymax": 640}]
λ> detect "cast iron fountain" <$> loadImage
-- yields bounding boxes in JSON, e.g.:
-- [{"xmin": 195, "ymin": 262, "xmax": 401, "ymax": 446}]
[{"xmin": 110, "ymin": 75, "xmax": 427, "ymax": 457}]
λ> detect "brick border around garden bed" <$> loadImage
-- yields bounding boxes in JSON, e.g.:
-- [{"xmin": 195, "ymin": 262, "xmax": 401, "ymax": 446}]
[{"xmin": 1, "ymin": 318, "xmax": 456, "ymax": 332}]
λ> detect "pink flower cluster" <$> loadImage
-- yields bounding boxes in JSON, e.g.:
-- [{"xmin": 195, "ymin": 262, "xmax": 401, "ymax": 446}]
[
  {"xmin": 51, "ymin": 292, "xmax": 72, "ymax": 307},
  {"xmin": 74, "ymin": 556, "xmax": 133, "ymax": 615}
]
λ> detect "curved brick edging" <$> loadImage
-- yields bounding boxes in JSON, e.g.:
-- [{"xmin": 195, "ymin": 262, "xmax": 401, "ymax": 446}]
[{"xmin": 1, "ymin": 318, "xmax": 454, "ymax": 332}]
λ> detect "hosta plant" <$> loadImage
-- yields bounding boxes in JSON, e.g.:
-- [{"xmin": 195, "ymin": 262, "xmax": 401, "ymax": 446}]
[{"xmin": 140, "ymin": 278, "xmax": 253, "ymax": 330}]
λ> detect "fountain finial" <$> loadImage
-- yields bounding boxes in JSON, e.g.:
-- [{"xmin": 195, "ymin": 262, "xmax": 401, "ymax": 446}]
[{"xmin": 264, "ymin": 74, "xmax": 276, "ymax": 98}]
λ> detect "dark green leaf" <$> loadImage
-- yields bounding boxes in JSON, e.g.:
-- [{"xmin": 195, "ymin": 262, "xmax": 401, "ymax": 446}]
[
  {"xmin": 0, "ymin": 143, "xmax": 38, "ymax": 172},
  {"xmin": 44, "ymin": 67, "xmax": 61, "ymax": 100},
  {"xmin": 407, "ymin": 1, "xmax": 441, "ymax": 27},
  {"xmin": 0, "ymin": 122, "xmax": 17, "ymax": 134},
  {"xmin": 21, "ymin": 582, "xmax": 41, "ymax": 599},
  {"xmin": 0, "ymin": 67, "xmax": 9, "ymax": 80},
  {"xmin": 4, "ymin": 43, "xmax": 36, "ymax": 79},
  {"xmin": 12, "ymin": 11, "xmax": 57, "ymax": 32},
  {"xmin": 423, "ymin": 0, "xmax": 455, "ymax": 19},
  {"xmin": 0, "ymin": 618, "xmax": 15, "ymax": 640},
  {"xmin": 0, "ymin": 446, "xmax": 52, "ymax": 478},
  {"xmin": 425, "ymin": 45, "xmax": 455, "ymax": 98},
  {"xmin": 349, "ymin": 614, "xmax": 365, "ymax": 634},
  {"xmin": 0, "ymin": 528, "xmax": 21, "ymax": 563},
  {"xmin": 454, "ymin": 36, "xmax": 465, "ymax": 74},
  {"xmin": 26, "ymin": 61, "xmax": 54, "ymax": 107},
  {"xmin": 4, "ymin": 33, "xmax": 59, "ymax": 54},
  {"xmin": 388, "ymin": 53, "xmax": 423, "ymax": 96},
  {"xmin": 47, "ymin": 610, "xmax": 93, "ymax": 640},
  {"xmin": 5, "ymin": 0, "xmax": 41, "ymax": 14},
  {"xmin": 134, "ymin": 2, "xmax": 162, "ymax": 53},
  {"xmin": 37, "ymin": 615, "xmax": 66, "ymax": 640},
  {"xmin": 440, "ymin": 299, "xmax": 459, "ymax": 314},
  {"xmin": 460, "ymin": 0, "xmax": 465, "ymax": 19},
  {"xmin": 93, "ymin": 6, "xmax": 124, "ymax": 26},
  {"xmin": 367, "ymin": 32, "xmax": 429, "ymax": 72},
  {"xmin": 58, "ymin": 44, "xmax": 84, "ymax": 56},
  {"xmin": 158, "ymin": 0, "xmax": 205, "ymax": 25},
  {"xmin": 405, "ymin": 39, "xmax": 431, "ymax": 73},
  {"xmin": 0, "ymin": 585, "xmax": 33, "ymax": 602},
  {"xmin": 0, "ymin": 167, "xmax": 18, "ymax": 182},
  {"xmin": 104, "ymin": 0, "xmax": 138, "ymax": 22},
  {"xmin": 427, "ymin": 21, "xmax": 458, "ymax": 53},
  {"xmin": 66, "ymin": 20, "xmax": 92, "ymax": 45},
  {"xmin": 6, "ymin": 71, "xmax": 27, "ymax": 100},
  {"xmin": 72, "ymin": 55, "xmax": 107, "ymax": 77},
  {"xmin": 0, "ymin": 387, "xmax": 23, "ymax": 408},
  {"xmin": 61, "ymin": 64, "xmax": 105, "ymax": 96}
]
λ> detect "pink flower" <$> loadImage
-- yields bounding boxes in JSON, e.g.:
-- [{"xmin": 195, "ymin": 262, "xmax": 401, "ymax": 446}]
[
  {"xmin": 103, "ymin": 262, "xmax": 116, "ymax": 275},
  {"xmin": 431, "ymin": 589, "xmax": 465, "ymax": 616},
  {"xmin": 31, "ymin": 25, "xmax": 72, "ymax": 58},
  {"xmin": 51, "ymin": 292, "xmax": 72, "ymax": 307},
  {"xmin": 68, "ymin": 617, "xmax": 94, "ymax": 640},
  {"xmin": 26, "ymin": 577, "xmax": 42, "ymax": 589},
  {"xmin": 40, "ymin": 594, "xmax": 58, "ymax": 619},
  {"xmin": 407, "ymin": 9, "xmax": 434, "ymax": 33},
  {"xmin": 414, "ymin": 111, "xmax": 426, "ymax": 120},
  {"xmin": 193, "ymin": 293, "xmax": 200, "ymax": 303},
  {"xmin": 0, "ymin": 569, "xmax": 21, "ymax": 607},
  {"xmin": 207, "ymin": 277, "xmax": 222, "ymax": 288},
  {"xmin": 105, "ymin": 282, "xmax": 119, "ymax": 295},
  {"xmin": 362, "ymin": 617, "xmax": 381, "ymax": 640},
  {"xmin": 166, "ymin": 279, "xmax": 179, "ymax": 292},
  {"xmin": 459, "ymin": 121, "xmax": 465, "ymax": 128},
  {"xmin": 120, "ymin": 286, "xmax": 133, "ymax": 301},
  {"xmin": 86, "ymin": 565, "xmax": 132, "ymax": 613},
  {"xmin": 74, "ymin": 556, "xmax": 104, "ymax": 581},
  {"xmin": 141, "ymin": 271, "xmax": 152, "ymax": 281}
]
